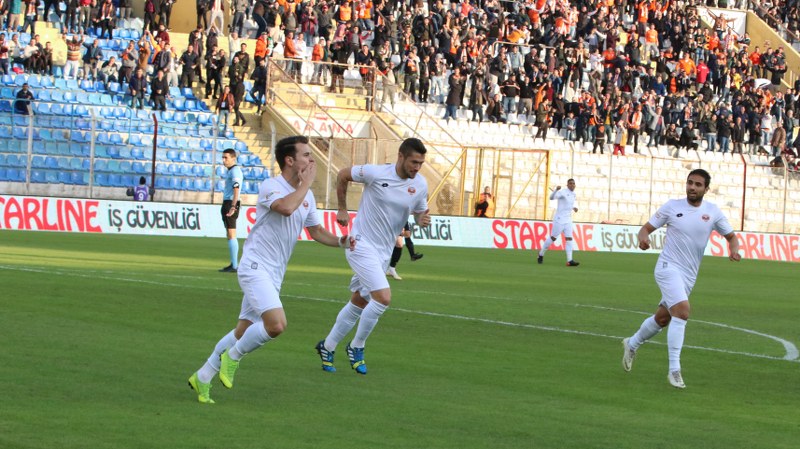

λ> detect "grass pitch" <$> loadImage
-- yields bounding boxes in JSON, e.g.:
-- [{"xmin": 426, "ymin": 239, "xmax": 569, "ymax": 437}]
[{"xmin": 1, "ymin": 230, "xmax": 798, "ymax": 449}]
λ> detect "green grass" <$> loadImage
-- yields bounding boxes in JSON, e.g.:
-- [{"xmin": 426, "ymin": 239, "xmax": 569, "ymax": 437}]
[{"xmin": 1, "ymin": 230, "xmax": 799, "ymax": 449}]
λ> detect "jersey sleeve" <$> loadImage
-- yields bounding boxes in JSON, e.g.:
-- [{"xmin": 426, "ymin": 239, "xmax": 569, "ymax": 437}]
[
  {"xmin": 351, "ymin": 164, "xmax": 378, "ymax": 185},
  {"xmin": 304, "ymin": 191, "xmax": 322, "ymax": 228},
  {"xmin": 648, "ymin": 201, "xmax": 671, "ymax": 229},
  {"xmin": 231, "ymin": 166, "xmax": 244, "ymax": 189},
  {"xmin": 260, "ymin": 179, "xmax": 285, "ymax": 210},
  {"xmin": 713, "ymin": 206, "xmax": 734, "ymax": 236},
  {"xmin": 412, "ymin": 183, "xmax": 429, "ymax": 214}
]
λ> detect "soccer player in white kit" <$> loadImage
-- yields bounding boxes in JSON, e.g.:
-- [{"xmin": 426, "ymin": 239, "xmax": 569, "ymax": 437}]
[
  {"xmin": 538, "ymin": 178, "xmax": 580, "ymax": 266},
  {"xmin": 621, "ymin": 169, "xmax": 741, "ymax": 389},
  {"xmin": 315, "ymin": 138, "xmax": 431, "ymax": 374},
  {"xmin": 187, "ymin": 136, "xmax": 352, "ymax": 404}
]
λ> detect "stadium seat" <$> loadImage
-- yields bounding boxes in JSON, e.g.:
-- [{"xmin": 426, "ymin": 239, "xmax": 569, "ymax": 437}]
[
  {"xmin": 44, "ymin": 156, "xmax": 58, "ymax": 169},
  {"xmin": 95, "ymin": 81, "xmax": 107, "ymax": 93},
  {"xmin": 30, "ymin": 170, "xmax": 45, "ymax": 183},
  {"xmin": 166, "ymin": 150, "xmax": 179, "ymax": 161},
  {"xmin": 63, "ymin": 91, "xmax": 76, "ymax": 103},
  {"xmin": 0, "ymin": 167, "xmax": 7, "ymax": 181},
  {"xmin": 235, "ymin": 141, "xmax": 248, "ymax": 154},
  {"xmin": 110, "ymin": 133, "xmax": 124, "ymax": 145},
  {"xmin": 14, "ymin": 75, "xmax": 28, "ymax": 86},
  {"xmin": 164, "ymin": 137, "xmax": 178, "ymax": 149},
  {"xmin": 80, "ymin": 80, "xmax": 95, "ymax": 92},
  {"xmin": 66, "ymin": 79, "xmax": 79, "ymax": 90},
  {"xmin": 107, "ymin": 173, "xmax": 121, "ymax": 186},
  {"xmin": 88, "ymin": 93, "xmax": 103, "ymax": 105},
  {"xmin": 0, "ymin": 100, "xmax": 11, "ymax": 112},
  {"xmin": 74, "ymin": 105, "xmax": 90, "ymax": 117},
  {"xmin": 107, "ymin": 146, "xmax": 121, "ymax": 159},
  {"xmin": 192, "ymin": 178, "xmax": 206, "ymax": 191},
  {"xmin": 70, "ymin": 172, "xmax": 85, "ymax": 185},
  {"xmin": 155, "ymin": 176, "xmax": 169, "ymax": 189},
  {"xmin": 94, "ymin": 173, "xmax": 109, "ymax": 186},
  {"xmin": 58, "ymin": 171, "xmax": 71, "ymax": 184}
]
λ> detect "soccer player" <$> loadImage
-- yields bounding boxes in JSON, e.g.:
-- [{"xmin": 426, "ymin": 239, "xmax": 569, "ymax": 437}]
[
  {"xmin": 188, "ymin": 136, "xmax": 351, "ymax": 403},
  {"xmin": 219, "ymin": 148, "xmax": 243, "ymax": 273},
  {"xmin": 538, "ymin": 179, "xmax": 579, "ymax": 266},
  {"xmin": 621, "ymin": 169, "xmax": 741, "ymax": 389},
  {"xmin": 315, "ymin": 138, "xmax": 431, "ymax": 374}
]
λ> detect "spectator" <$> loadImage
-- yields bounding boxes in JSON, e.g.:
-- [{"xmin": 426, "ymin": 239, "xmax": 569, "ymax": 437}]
[
  {"xmin": 443, "ymin": 67, "xmax": 464, "ymax": 122},
  {"xmin": 19, "ymin": 0, "xmax": 35, "ymax": 35},
  {"xmin": 179, "ymin": 46, "xmax": 198, "ymax": 88},
  {"xmin": 0, "ymin": 34, "xmax": 8, "ymax": 75},
  {"xmin": 6, "ymin": 0, "xmax": 21, "ymax": 33},
  {"xmin": 151, "ymin": 69, "xmax": 169, "ymax": 111},
  {"xmin": 143, "ymin": 0, "xmax": 157, "ymax": 33},
  {"xmin": 62, "ymin": 34, "xmax": 84, "ymax": 80},
  {"xmin": 98, "ymin": 56, "xmax": 118, "ymax": 86},
  {"xmin": 474, "ymin": 186, "xmax": 494, "ymax": 218},
  {"xmin": 380, "ymin": 61, "xmax": 397, "ymax": 110},
  {"xmin": 129, "ymin": 67, "xmax": 147, "ymax": 109},
  {"xmin": 127, "ymin": 176, "xmax": 154, "ymax": 201},
  {"xmin": 159, "ymin": 0, "xmax": 174, "ymax": 29},
  {"xmin": 118, "ymin": 0, "xmax": 132, "ymax": 21},
  {"xmin": 251, "ymin": 58, "xmax": 268, "ymax": 113},
  {"xmin": 231, "ymin": 0, "xmax": 248, "ymax": 37},
  {"xmin": 215, "ymin": 84, "xmax": 235, "ymax": 131},
  {"xmin": 14, "ymin": 82, "xmax": 32, "ymax": 115},
  {"xmin": 771, "ymin": 120, "xmax": 786, "ymax": 157},
  {"xmin": 679, "ymin": 122, "xmax": 700, "ymax": 152},
  {"xmin": 119, "ymin": 41, "xmax": 138, "ymax": 84},
  {"xmin": 613, "ymin": 121, "xmax": 628, "ymax": 156},
  {"xmin": 196, "ymin": 0, "xmax": 210, "ymax": 30},
  {"xmin": 205, "ymin": 46, "xmax": 226, "ymax": 99},
  {"xmin": 98, "ymin": 0, "xmax": 115, "ymax": 39},
  {"xmin": 82, "ymin": 38, "xmax": 103, "ymax": 81}
]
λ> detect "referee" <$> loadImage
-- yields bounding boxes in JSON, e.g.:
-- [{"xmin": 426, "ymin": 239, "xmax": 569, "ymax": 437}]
[{"xmin": 220, "ymin": 148, "xmax": 244, "ymax": 272}]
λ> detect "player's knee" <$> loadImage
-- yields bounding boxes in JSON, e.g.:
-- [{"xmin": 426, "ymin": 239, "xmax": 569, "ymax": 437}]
[
  {"xmin": 371, "ymin": 291, "xmax": 392, "ymax": 306},
  {"xmin": 266, "ymin": 320, "xmax": 286, "ymax": 338},
  {"xmin": 655, "ymin": 315, "xmax": 671, "ymax": 327}
]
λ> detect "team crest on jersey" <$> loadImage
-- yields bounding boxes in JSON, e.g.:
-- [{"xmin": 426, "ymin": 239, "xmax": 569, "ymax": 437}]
[
  {"xmin": 408, "ymin": 187, "xmax": 416, "ymax": 195},
  {"xmin": 303, "ymin": 201, "xmax": 309, "ymax": 208},
  {"xmin": 702, "ymin": 214, "xmax": 710, "ymax": 222}
]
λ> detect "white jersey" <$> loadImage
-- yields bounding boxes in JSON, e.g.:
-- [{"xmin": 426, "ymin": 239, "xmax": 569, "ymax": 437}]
[
  {"xmin": 350, "ymin": 164, "xmax": 428, "ymax": 255},
  {"xmin": 550, "ymin": 188, "xmax": 576, "ymax": 223},
  {"xmin": 240, "ymin": 175, "xmax": 320, "ymax": 284},
  {"xmin": 648, "ymin": 198, "xmax": 733, "ymax": 282}
]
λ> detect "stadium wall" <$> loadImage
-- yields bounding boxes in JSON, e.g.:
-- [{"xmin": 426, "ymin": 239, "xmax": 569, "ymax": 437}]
[{"xmin": 1, "ymin": 194, "xmax": 798, "ymax": 263}]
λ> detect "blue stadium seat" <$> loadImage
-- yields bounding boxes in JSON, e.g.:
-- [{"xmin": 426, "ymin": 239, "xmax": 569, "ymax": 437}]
[
  {"xmin": 235, "ymin": 141, "xmax": 248, "ymax": 154},
  {"xmin": 167, "ymin": 163, "xmax": 180, "ymax": 175},
  {"xmin": 180, "ymin": 177, "xmax": 193, "ymax": 190},
  {"xmin": 109, "ymin": 133, "xmax": 124, "ymax": 145},
  {"xmin": 37, "ymin": 90, "xmax": 52, "ymax": 102},
  {"xmin": 93, "ymin": 159, "xmax": 107, "ymax": 171},
  {"xmin": 131, "ymin": 161, "xmax": 145, "ymax": 173},
  {"xmin": 13, "ymin": 127, "xmax": 28, "ymax": 140},
  {"xmin": 106, "ymin": 159, "xmax": 120, "ymax": 173},
  {"xmin": 192, "ymin": 178, "xmax": 206, "ymax": 191},
  {"xmin": 31, "ymin": 170, "xmax": 45, "ymax": 183},
  {"xmin": 168, "ymin": 177, "xmax": 180, "ymax": 190},
  {"xmin": 100, "ymin": 94, "xmax": 113, "ymax": 105},
  {"xmin": 35, "ymin": 103, "xmax": 52, "ymax": 115},
  {"xmin": 0, "ymin": 100, "xmax": 11, "ymax": 112},
  {"xmin": 54, "ymin": 78, "xmax": 67, "ymax": 90},
  {"xmin": 161, "ymin": 110, "xmax": 175, "ymax": 122},
  {"xmin": 80, "ymin": 79, "xmax": 95, "ymax": 92},
  {"xmin": 215, "ymin": 165, "xmax": 225, "ymax": 177},
  {"xmin": 107, "ymin": 82, "xmax": 121, "ymax": 94},
  {"xmin": 166, "ymin": 150, "xmax": 179, "ymax": 161},
  {"xmin": 95, "ymin": 173, "xmax": 109, "ymax": 186},
  {"xmin": 69, "ymin": 158, "xmax": 82, "ymax": 170},
  {"xmin": 107, "ymin": 146, "xmax": 121, "ymax": 159},
  {"xmin": 40, "ymin": 77, "xmax": 54, "ymax": 89},
  {"xmin": 58, "ymin": 171, "xmax": 70, "ymax": 184},
  {"xmin": 119, "ymin": 160, "xmax": 132, "ymax": 173},
  {"xmin": 108, "ymin": 173, "xmax": 122, "ymax": 186},
  {"xmin": 172, "ymin": 98, "xmax": 186, "ymax": 111},
  {"xmin": 27, "ymin": 75, "xmax": 41, "ymax": 88},
  {"xmin": 74, "ymin": 105, "xmax": 90, "ymax": 117},
  {"xmin": 70, "ymin": 172, "xmax": 85, "ymax": 185},
  {"xmin": 190, "ymin": 151, "xmax": 204, "ymax": 164},
  {"xmin": 0, "ymin": 167, "xmax": 7, "ymax": 181},
  {"xmin": 76, "ymin": 92, "xmax": 90, "ymax": 104},
  {"xmin": 66, "ymin": 79, "xmax": 79, "ymax": 90},
  {"xmin": 2, "ymin": 74, "xmax": 14, "ymax": 85},
  {"xmin": 0, "ymin": 87, "xmax": 13, "ymax": 98},
  {"xmin": 173, "ymin": 111, "xmax": 187, "ymax": 123},
  {"xmin": 14, "ymin": 75, "xmax": 28, "ymax": 86},
  {"xmin": 6, "ymin": 154, "xmax": 20, "ymax": 167},
  {"xmin": 45, "ymin": 170, "xmax": 59, "ymax": 183},
  {"xmin": 44, "ymin": 156, "xmax": 58, "ymax": 169},
  {"xmin": 70, "ymin": 131, "xmax": 87, "ymax": 142},
  {"xmin": 179, "ymin": 164, "xmax": 193, "ymax": 176},
  {"xmin": 94, "ymin": 81, "xmax": 107, "ymax": 93},
  {"xmin": 163, "ymin": 137, "xmax": 177, "ymax": 149},
  {"xmin": 215, "ymin": 180, "xmax": 224, "ymax": 191},
  {"xmin": 63, "ymin": 91, "xmax": 76, "ymax": 103},
  {"xmin": 99, "ymin": 120, "xmax": 114, "ymax": 131},
  {"xmin": 156, "ymin": 163, "xmax": 168, "ymax": 174},
  {"xmin": 182, "ymin": 88, "xmax": 196, "ymax": 99},
  {"xmin": 88, "ymin": 93, "xmax": 103, "ymax": 105},
  {"xmin": 155, "ymin": 176, "xmax": 169, "ymax": 189}
]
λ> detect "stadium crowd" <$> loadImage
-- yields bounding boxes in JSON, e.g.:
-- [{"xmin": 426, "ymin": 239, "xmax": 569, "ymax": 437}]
[{"xmin": 0, "ymin": 0, "xmax": 799, "ymax": 162}]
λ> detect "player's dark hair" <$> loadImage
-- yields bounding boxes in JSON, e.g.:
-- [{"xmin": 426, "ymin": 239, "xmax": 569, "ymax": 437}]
[
  {"xmin": 567, "ymin": 178, "xmax": 575, "ymax": 183},
  {"xmin": 399, "ymin": 137, "xmax": 427, "ymax": 157},
  {"xmin": 139, "ymin": 176, "xmax": 146, "ymax": 185},
  {"xmin": 275, "ymin": 135, "xmax": 310, "ymax": 169},
  {"xmin": 222, "ymin": 148, "xmax": 237, "ymax": 158},
  {"xmin": 688, "ymin": 169, "xmax": 711, "ymax": 187}
]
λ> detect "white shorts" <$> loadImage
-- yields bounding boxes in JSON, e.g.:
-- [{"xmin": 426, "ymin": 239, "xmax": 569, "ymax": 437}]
[
  {"xmin": 654, "ymin": 263, "xmax": 694, "ymax": 309},
  {"xmin": 550, "ymin": 221, "xmax": 574, "ymax": 239},
  {"xmin": 236, "ymin": 263, "xmax": 283, "ymax": 323},
  {"xmin": 346, "ymin": 242, "xmax": 391, "ymax": 300}
]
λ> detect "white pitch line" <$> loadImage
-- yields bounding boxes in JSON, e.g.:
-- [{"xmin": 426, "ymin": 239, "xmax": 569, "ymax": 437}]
[
  {"xmin": 575, "ymin": 304, "xmax": 800, "ymax": 361},
  {"xmin": 2, "ymin": 265, "xmax": 797, "ymax": 363}
]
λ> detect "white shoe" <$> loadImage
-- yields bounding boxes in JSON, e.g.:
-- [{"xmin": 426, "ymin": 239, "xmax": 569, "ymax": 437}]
[
  {"xmin": 385, "ymin": 267, "xmax": 402, "ymax": 280},
  {"xmin": 622, "ymin": 338, "xmax": 636, "ymax": 372},
  {"xmin": 668, "ymin": 370, "xmax": 686, "ymax": 389}
]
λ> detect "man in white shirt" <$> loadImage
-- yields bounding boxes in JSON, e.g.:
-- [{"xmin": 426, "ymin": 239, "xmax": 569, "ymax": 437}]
[
  {"xmin": 622, "ymin": 169, "xmax": 741, "ymax": 389},
  {"xmin": 315, "ymin": 138, "xmax": 431, "ymax": 375},
  {"xmin": 188, "ymin": 136, "xmax": 352, "ymax": 404},
  {"xmin": 538, "ymin": 179, "xmax": 579, "ymax": 266}
]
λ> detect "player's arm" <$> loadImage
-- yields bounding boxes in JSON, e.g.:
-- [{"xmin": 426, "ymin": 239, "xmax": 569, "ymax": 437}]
[
  {"xmin": 306, "ymin": 224, "xmax": 354, "ymax": 249},
  {"xmin": 549, "ymin": 186, "xmax": 561, "ymax": 200},
  {"xmin": 724, "ymin": 232, "xmax": 742, "ymax": 261},
  {"xmin": 336, "ymin": 167, "xmax": 355, "ymax": 226},
  {"xmin": 638, "ymin": 222, "xmax": 658, "ymax": 250},
  {"xmin": 270, "ymin": 161, "xmax": 316, "ymax": 217}
]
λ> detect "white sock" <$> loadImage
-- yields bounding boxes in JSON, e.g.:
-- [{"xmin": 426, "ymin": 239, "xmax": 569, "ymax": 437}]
[
  {"xmin": 667, "ymin": 317, "xmax": 687, "ymax": 372},
  {"xmin": 324, "ymin": 301, "xmax": 363, "ymax": 351},
  {"xmin": 197, "ymin": 329, "xmax": 237, "ymax": 383},
  {"xmin": 351, "ymin": 301, "xmax": 388, "ymax": 348},
  {"xmin": 628, "ymin": 316, "xmax": 663, "ymax": 351},
  {"xmin": 539, "ymin": 238, "xmax": 554, "ymax": 256},
  {"xmin": 229, "ymin": 322, "xmax": 271, "ymax": 361},
  {"xmin": 565, "ymin": 240, "xmax": 574, "ymax": 261}
]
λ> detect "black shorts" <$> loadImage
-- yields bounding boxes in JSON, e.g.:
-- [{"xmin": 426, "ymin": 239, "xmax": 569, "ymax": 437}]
[{"xmin": 221, "ymin": 200, "xmax": 240, "ymax": 229}]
